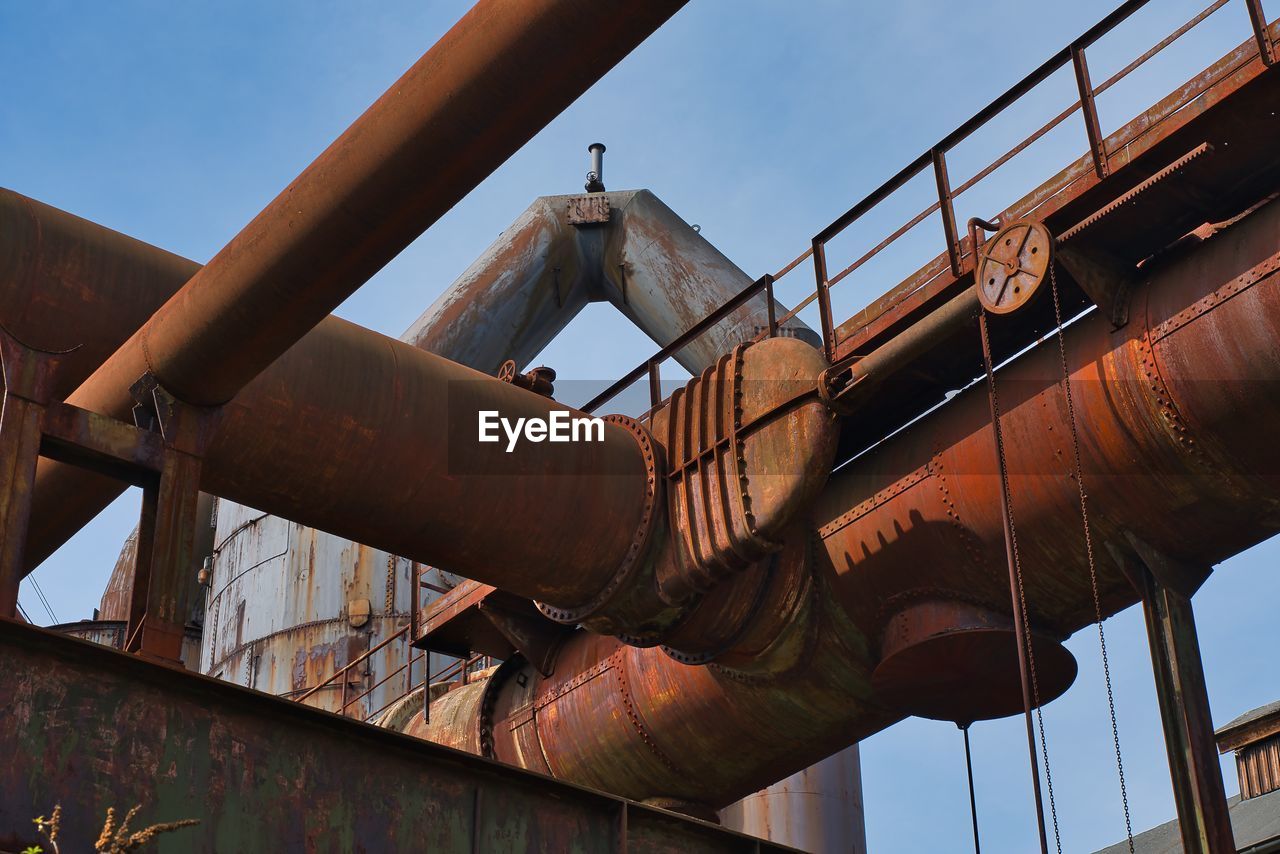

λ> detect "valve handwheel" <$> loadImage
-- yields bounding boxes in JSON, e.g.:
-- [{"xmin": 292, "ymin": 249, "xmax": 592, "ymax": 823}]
[
  {"xmin": 497, "ymin": 359, "xmax": 518, "ymax": 383},
  {"xmin": 974, "ymin": 220, "xmax": 1053, "ymax": 315}
]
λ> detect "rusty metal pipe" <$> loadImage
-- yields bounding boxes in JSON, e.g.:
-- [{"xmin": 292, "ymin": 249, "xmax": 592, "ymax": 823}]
[
  {"xmin": 820, "ymin": 287, "xmax": 979, "ymax": 413},
  {"xmin": 14, "ymin": 185, "xmax": 816, "ymax": 590},
  {"xmin": 64, "ymin": 0, "xmax": 687, "ymax": 427},
  {"xmin": 420, "ymin": 199, "xmax": 1280, "ymax": 809},
  {"xmin": 33, "ymin": 316, "xmax": 654, "ymax": 607},
  {"xmin": 0, "ymin": 188, "xmax": 198, "ymax": 398}
]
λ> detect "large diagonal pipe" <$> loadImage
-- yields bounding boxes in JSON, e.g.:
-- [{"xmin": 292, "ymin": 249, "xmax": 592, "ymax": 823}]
[{"xmin": 57, "ymin": 0, "xmax": 686, "ymax": 419}]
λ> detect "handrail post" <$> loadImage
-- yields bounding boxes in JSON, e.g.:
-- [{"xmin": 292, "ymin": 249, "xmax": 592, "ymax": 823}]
[
  {"xmin": 1071, "ymin": 44, "xmax": 1110, "ymax": 179},
  {"xmin": 1246, "ymin": 0, "xmax": 1276, "ymax": 64},
  {"xmin": 764, "ymin": 275, "xmax": 778, "ymax": 338},
  {"xmin": 813, "ymin": 240, "xmax": 835, "ymax": 362},
  {"xmin": 932, "ymin": 148, "xmax": 962, "ymax": 276}
]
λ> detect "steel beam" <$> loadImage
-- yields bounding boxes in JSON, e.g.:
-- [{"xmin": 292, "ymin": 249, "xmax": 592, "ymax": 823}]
[
  {"xmin": 0, "ymin": 331, "xmax": 61, "ymax": 615},
  {"xmin": 1119, "ymin": 543, "xmax": 1236, "ymax": 854}
]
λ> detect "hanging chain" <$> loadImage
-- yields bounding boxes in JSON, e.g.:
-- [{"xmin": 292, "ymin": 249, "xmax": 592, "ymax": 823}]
[
  {"xmin": 1048, "ymin": 264, "xmax": 1135, "ymax": 852},
  {"xmin": 979, "ymin": 304, "xmax": 1062, "ymax": 854}
]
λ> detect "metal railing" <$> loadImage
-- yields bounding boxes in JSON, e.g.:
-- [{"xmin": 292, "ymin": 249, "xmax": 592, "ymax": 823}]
[
  {"xmin": 584, "ymin": 0, "xmax": 1274, "ymax": 415},
  {"xmin": 291, "ymin": 563, "xmax": 491, "ymax": 723},
  {"xmin": 291, "ymin": 619, "xmax": 490, "ymax": 723},
  {"xmin": 811, "ymin": 0, "xmax": 1270, "ymax": 362}
]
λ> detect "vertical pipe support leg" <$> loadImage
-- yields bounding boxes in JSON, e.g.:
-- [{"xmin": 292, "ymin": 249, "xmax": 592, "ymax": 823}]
[
  {"xmin": 1119, "ymin": 536, "xmax": 1235, "ymax": 853},
  {"xmin": 0, "ymin": 330, "xmax": 65, "ymax": 617},
  {"xmin": 124, "ymin": 376, "xmax": 218, "ymax": 665}
]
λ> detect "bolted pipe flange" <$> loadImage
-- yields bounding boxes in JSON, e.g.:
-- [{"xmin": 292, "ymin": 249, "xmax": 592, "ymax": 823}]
[{"xmin": 535, "ymin": 414, "xmax": 662, "ymax": 628}]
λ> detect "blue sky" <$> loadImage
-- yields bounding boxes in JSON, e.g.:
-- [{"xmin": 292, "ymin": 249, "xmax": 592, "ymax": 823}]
[{"xmin": 3, "ymin": 1, "xmax": 1278, "ymax": 851}]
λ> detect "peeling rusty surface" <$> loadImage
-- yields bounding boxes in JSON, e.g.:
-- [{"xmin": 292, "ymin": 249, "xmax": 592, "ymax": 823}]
[
  {"xmin": 603, "ymin": 190, "xmax": 819, "ymax": 367},
  {"xmin": 199, "ymin": 501, "xmax": 443, "ymax": 718},
  {"xmin": 0, "ymin": 188, "xmax": 198, "ymax": 399},
  {"xmin": 403, "ymin": 189, "xmax": 817, "ymax": 379},
  {"xmin": 0, "ymin": 620, "xmax": 799, "ymax": 853}
]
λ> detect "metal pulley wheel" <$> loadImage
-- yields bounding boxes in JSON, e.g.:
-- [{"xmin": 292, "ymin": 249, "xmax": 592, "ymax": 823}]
[{"xmin": 975, "ymin": 219, "xmax": 1053, "ymax": 314}]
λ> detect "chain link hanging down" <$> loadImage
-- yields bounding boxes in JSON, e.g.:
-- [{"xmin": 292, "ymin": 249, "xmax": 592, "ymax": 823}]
[
  {"xmin": 1048, "ymin": 263, "xmax": 1135, "ymax": 852},
  {"xmin": 977, "ymin": 304, "xmax": 1062, "ymax": 854}
]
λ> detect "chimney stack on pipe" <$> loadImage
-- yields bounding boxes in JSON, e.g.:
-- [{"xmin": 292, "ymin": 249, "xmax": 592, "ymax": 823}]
[{"xmin": 585, "ymin": 142, "xmax": 606, "ymax": 192}]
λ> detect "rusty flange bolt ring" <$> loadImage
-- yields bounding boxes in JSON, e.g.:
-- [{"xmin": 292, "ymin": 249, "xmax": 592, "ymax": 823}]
[{"xmin": 536, "ymin": 414, "xmax": 662, "ymax": 626}]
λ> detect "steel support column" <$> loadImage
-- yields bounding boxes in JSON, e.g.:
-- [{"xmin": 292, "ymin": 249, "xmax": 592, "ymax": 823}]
[
  {"xmin": 1122, "ymin": 543, "xmax": 1235, "ymax": 854},
  {"xmin": 0, "ymin": 330, "xmax": 63, "ymax": 616},
  {"xmin": 0, "ymin": 325, "xmax": 216, "ymax": 665},
  {"xmin": 124, "ymin": 378, "xmax": 217, "ymax": 664}
]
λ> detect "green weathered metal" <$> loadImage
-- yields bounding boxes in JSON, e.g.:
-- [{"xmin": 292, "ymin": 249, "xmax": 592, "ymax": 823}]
[{"xmin": 0, "ymin": 619, "xmax": 795, "ymax": 853}]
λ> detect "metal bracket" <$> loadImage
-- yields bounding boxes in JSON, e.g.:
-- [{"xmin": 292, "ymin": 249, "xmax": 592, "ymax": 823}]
[
  {"xmin": 416, "ymin": 579, "xmax": 569, "ymax": 677},
  {"xmin": 1112, "ymin": 531, "xmax": 1211, "ymax": 600},
  {"xmin": 1056, "ymin": 244, "xmax": 1134, "ymax": 329},
  {"xmin": 567, "ymin": 195, "xmax": 610, "ymax": 226}
]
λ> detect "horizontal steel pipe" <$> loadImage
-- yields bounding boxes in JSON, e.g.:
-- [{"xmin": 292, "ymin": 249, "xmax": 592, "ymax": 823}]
[
  {"xmin": 817, "ymin": 200, "xmax": 1280, "ymax": 661},
  {"xmin": 820, "ymin": 287, "xmax": 979, "ymax": 413},
  {"xmin": 33, "ymin": 316, "xmax": 653, "ymax": 607},
  {"xmin": 420, "ymin": 200, "xmax": 1280, "ymax": 808}
]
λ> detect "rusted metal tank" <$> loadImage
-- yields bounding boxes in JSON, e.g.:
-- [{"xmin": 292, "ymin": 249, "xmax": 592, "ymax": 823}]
[{"xmin": 719, "ymin": 749, "xmax": 866, "ymax": 854}]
